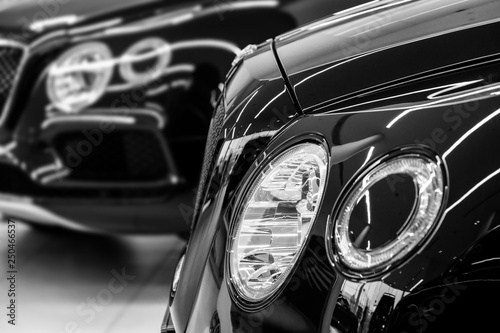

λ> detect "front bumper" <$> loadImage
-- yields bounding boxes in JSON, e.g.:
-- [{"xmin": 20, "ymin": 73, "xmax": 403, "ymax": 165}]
[
  {"xmin": 0, "ymin": 108, "xmax": 197, "ymax": 234},
  {"xmin": 0, "ymin": 189, "xmax": 193, "ymax": 234}
]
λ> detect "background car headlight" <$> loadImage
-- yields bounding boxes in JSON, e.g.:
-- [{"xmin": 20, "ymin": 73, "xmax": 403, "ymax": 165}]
[
  {"xmin": 230, "ymin": 143, "xmax": 328, "ymax": 301},
  {"xmin": 331, "ymin": 152, "xmax": 446, "ymax": 278},
  {"xmin": 119, "ymin": 37, "xmax": 172, "ymax": 84},
  {"xmin": 47, "ymin": 42, "xmax": 113, "ymax": 113}
]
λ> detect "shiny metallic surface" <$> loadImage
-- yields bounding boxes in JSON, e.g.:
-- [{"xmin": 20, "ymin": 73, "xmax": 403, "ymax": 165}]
[
  {"xmin": 193, "ymin": 102, "xmax": 226, "ymax": 227},
  {"xmin": 171, "ymin": 0, "xmax": 500, "ymax": 332}
]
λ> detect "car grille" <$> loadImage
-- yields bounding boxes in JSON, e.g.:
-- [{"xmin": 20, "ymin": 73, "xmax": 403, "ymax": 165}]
[
  {"xmin": 193, "ymin": 101, "xmax": 225, "ymax": 224},
  {"xmin": 54, "ymin": 129, "xmax": 170, "ymax": 183},
  {"xmin": 0, "ymin": 43, "xmax": 24, "ymax": 117}
]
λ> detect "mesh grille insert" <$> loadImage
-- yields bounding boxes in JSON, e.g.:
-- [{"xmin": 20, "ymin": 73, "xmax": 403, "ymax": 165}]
[
  {"xmin": 55, "ymin": 129, "xmax": 169, "ymax": 182},
  {"xmin": 0, "ymin": 45, "xmax": 24, "ymax": 116}
]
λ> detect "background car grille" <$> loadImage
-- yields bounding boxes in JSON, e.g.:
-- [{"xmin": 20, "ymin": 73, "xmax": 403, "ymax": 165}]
[
  {"xmin": 54, "ymin": 129, "xmax": 170, "ymax": 183},
  {"xmin": 0, "ymin": 44, "xmax": 24, "ymax": 116},
  {"xmin": 193, "ymin": 101, "xmax": 226, "ymax": 224}
]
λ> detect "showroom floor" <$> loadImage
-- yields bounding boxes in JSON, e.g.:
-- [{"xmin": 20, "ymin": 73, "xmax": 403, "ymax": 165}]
[{"xmin": 0, "ymin": 220, "xmax": 185, "ymax": 333}]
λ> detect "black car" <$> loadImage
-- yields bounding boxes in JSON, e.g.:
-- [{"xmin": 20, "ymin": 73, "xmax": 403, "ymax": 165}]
[
  {"xmin": 0, "ymin": 0, "xmax": 363, "ymax": 233},
  {"xmin": 164, "ymin": 0, "xmax": 500, "ymax": 331}
]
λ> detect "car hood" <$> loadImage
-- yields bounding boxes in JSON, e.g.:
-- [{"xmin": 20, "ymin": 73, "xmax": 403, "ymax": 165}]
[
  {"xmin": 274, "ymin": 0, "xmax": 500, "ymax": 112},
  {"xmin": 0, "ymin": 0, "xmax": 188, "ymax": 39}
]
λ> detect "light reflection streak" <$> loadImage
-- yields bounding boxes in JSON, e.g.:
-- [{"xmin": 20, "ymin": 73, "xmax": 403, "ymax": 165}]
[
  {"xmin": 365, "ymin": 191, "xmax": 372, "ymax": 226},
  {"xmin": 328, "ymin": 83, "xmax": 462, "ymax": 113},
  {"xmin": 91, "ymin": 1, "xmax": 278, "ymax": 37},
  {"xmin": 471, "ymin": 257, "xmax": 500, "ymax": 266},
  {"xmin": 443, "ymin": 108, "xmax": 500, "ymax": 159},
  {"xmin": 211, "ymin": 0, "xmax": 278, "ymax": 11},
  {"xmin": 254, "ymin": 88, "xmax": 286, "ymax": 119},
  {"xmin": 409, "ymin": 278, "xmax": 423, "ymax": 292},
  {"xmin": 69, "ymin": 18, "xmax": 123, "ymax": 35},
  {"xmin": 41, "ymin": 169, "xmax": 71, "ymax": 184},
  {"xmin": 426, "ymin": 80, "xmax": 482, "ymax": 100},
  {"xmin": 243, "ymin": 123, "xmax": 252, "ymax": 136},
  {"xmin": 333, "ymin": 0, "xmax": 383, "ymax": 17},
  {"xmin": 350, "ymin": 0, "xmax": 469, "ymax": 38},
  {"xmin": 446, "ymin": 167, "xmax": 500, "ymax": 213},
  {"xmin": 171, "ymin": 39, "xmax": 241, "ymax": 55},
  {"xmin": 237, "ymin": 90, "xmax": 260, "ymax": 123},
  {"xmin": 41, "ymin": 115, "xmax": 136, "ymax": 129},
  {"xmin": 308, "ymin": 0, "xmax": 412, "ymax": 32},
  {"xmin": 386, "ymin": 84, "xmax": 500, "ymax": 128},
  {"xmin": 295, "ymin": 19, "xmax": 500, "ymax": 109},
  {"xmin": 31, "ymin": 161, "xmax": 63, "ymax": 180},
  {"xmin": 0, "ymin": 198, "xmax": 92, "ymax": 232},
  {"xmin": 30, "ymin": 15, "xmax": 79, "ymax": 32},
  {"xmin": 46, "ymin": 108, "xmax": 165, "ymax": 128},
  {"xmin": 362, "ymin": 146, "xmax": 375, "ymax": 167},
  {"xmin": 0, "ymin": 142, "xmax": 17, "ymax": 156}
]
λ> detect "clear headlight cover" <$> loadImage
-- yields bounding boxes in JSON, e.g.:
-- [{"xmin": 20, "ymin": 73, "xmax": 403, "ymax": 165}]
[
  {"xmin": 333, "ymin": 154, "xmax": 445, "ymax": 276},
  {"xmin": 119, "ymin": 37, "xmax": 172, "ymax": 84},
  {"xmin": 230, "ymin": 143, "xmax": 328, "ymax": 301},
  {"xmin": 47, "ymin": 42, "xmax": 113, "ymax": 113}
]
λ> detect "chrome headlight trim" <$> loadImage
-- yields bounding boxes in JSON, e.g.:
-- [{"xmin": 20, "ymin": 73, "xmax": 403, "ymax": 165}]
[
  {"xmin": 327, "ymin": 147, "xmax": 448, "ymax": 280},
  {"xmin": 228, "ymin": 141, "xmax": 329, "ymax": 304}
]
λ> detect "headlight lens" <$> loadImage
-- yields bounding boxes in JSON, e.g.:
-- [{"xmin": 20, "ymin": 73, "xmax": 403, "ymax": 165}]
[
  {"xmin": 47, "ymin": 42, "xmax": 113, "ymax": 113},
  {"xmin": 230, "ymin": 143, "xmax": 328, "ymax": 301},
  {"xmin": 332, "ymin": 153, "xmax": 445, "ymax": 277},
  {"xmin": 119, "ymin": 37, "xmax": 171, "ymax": 84}
]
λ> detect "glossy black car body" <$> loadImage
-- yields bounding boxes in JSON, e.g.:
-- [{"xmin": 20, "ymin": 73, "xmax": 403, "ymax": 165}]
[
  {"xmin": 0, "ymin": 0, "xmax": 358, "ymax": 233},
  {"xmin": 166, "ymin": 0, "xmax": 500, "ymax": 331}
]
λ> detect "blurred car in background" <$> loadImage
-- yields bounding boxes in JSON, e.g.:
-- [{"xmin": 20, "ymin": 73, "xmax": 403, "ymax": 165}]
[
  {"xmin": 0, "ymin": 0, "xmax": 369, "ymax": 234},
  {"xmin": 164, "ymin": 0, "xmax": 500, "ymax": 331}
]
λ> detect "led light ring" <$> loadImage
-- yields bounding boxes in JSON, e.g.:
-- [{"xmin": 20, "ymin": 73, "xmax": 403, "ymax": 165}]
[
  {"xmin": 119, "ymin": 37, "xmax": 172, "ymax": 84},
  {"xmin": 331, "ymin": 152, "xmax": 446, "ymax": 278},
  {"xmin": 47, "ymin": 42, "xmax": 113, "ymax": 113},
  {"xmin": 229, "ymin": 143, "xmax": 329, "ymax": 303}
]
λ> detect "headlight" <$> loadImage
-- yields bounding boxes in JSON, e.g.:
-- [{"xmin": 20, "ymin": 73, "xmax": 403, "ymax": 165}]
[
  {"xmin": 229, "ymin": 143, "xmax": 328, "ymax": 301},
  {"xmin": 330, "ymin": 152, "xmax": 446, "ymax": 278},
  {"xmin": 119, "ymin": 37, "xmax": 172, "ymax": 84},
  {"xmin": 47, "ymin": 42, "xmax": 113, "ymax": 113}
]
